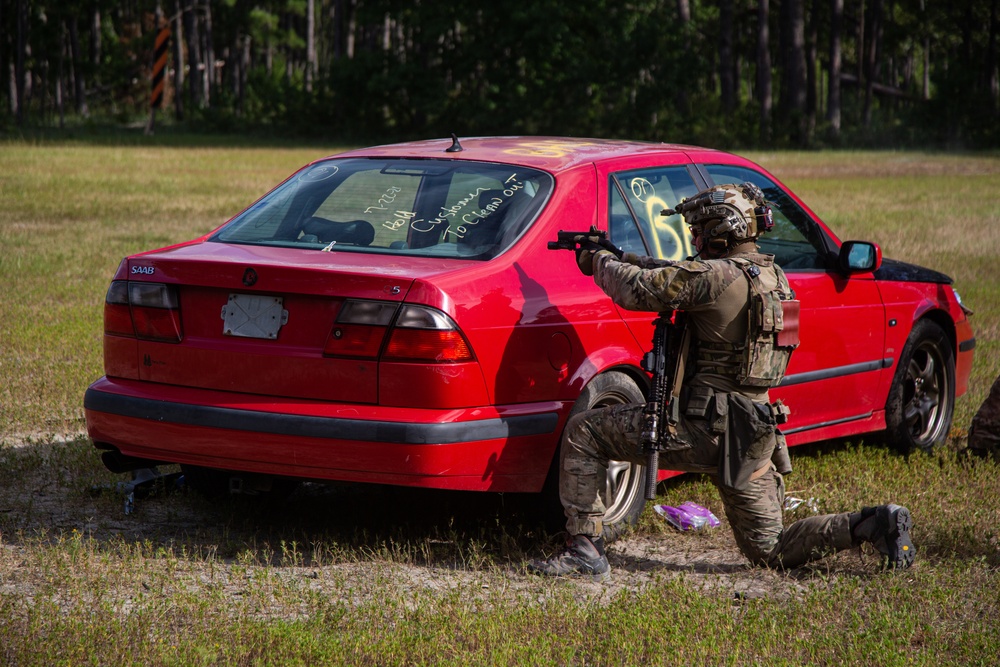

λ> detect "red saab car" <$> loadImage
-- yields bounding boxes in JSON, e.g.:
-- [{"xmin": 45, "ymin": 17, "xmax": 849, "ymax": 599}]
[{"xmin": 84, "ymin": 137, "xmax": 975, "ymax": 532}]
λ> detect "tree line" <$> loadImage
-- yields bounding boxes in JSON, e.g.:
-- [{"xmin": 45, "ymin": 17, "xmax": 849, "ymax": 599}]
[{"xmin": 2, "ymin": 0, "xmax": 998, "ymax": 148}]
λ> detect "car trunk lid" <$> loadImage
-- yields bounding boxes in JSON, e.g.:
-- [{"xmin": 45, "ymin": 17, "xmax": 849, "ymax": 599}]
[{"xmin": 124, "ymin": 243, "xmax": 423, "ymax": 404}]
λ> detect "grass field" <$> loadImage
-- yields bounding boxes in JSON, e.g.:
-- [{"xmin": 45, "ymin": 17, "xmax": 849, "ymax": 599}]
[{"xmin": 1, "ymin": 138, "xmax": 999, "ymax": 665}]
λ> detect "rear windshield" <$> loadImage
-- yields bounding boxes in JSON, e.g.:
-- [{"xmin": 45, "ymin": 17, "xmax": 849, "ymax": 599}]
[{"xmin": 211, "ymin": 158, "xmax": 553, "ymax": 260}]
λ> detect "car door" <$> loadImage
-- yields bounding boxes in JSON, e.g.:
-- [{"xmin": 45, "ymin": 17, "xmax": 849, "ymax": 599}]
[
  {"xmin": 598, "ymin": 163, "xmax": 704, "ymax": 351},
  {"xmin": 699, "ymin": 163, "xmax": 888, "ymax": 440}
]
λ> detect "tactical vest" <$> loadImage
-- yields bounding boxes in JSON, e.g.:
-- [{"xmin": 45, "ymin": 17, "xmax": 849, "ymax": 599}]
[{"xmin": 696, "ymin": 258, "xmax": 800, "ymax": 388}]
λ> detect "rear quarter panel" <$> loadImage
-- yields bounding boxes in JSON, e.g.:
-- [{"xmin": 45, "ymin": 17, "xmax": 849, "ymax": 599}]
[{"xmin": 418, "ymin": 164, "xmax": 647, "ymax": 408}]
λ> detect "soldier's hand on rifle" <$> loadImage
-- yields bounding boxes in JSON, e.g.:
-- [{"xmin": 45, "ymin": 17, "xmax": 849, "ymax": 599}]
[
  {"xmin": 575, "ymin": 243, "xmax": 598, "ymax": 276},
  {"xmin": 595, "ymin": 237, "xmax": 625, "ymax": 259},
  {"xmin": 575, "ymin": 235, "xmax": 624, "ymax": 276}
]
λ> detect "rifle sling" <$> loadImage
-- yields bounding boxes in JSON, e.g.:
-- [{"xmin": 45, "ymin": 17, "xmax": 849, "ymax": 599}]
[{"xmin": 749, "ymin": 460, "xmax": 772, "ymax": 482}]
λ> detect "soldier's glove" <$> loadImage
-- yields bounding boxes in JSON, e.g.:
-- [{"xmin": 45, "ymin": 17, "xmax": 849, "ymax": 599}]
[
  {"xmin": 575, "ymin": 236, "xmax": 624, "ymax": 276},
  {"xmin": 576, "ymin": 245, "xmax": 597, "ymax": 276},
  {"xmin": 574, "ymin": 235, "xmax": 606, "ymax": 276},
  {"xmin": 596, "ymin": 237, "xmax": 625, "ymax": 259}
]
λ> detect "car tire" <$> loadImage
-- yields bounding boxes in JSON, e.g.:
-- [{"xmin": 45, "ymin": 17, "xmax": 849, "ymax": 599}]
[
  {"xmin": 884, "ymin": 319, "xmax": 955, "ymax": 454},
  {"xmin": 540, "ymin": 371, "xmax": 649, "ymax": 543}
]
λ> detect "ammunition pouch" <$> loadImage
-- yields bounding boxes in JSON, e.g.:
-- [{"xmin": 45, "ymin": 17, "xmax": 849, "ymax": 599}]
[
  {"xmin": 680, "ymin": 385, "xmax": 728, "ymax": 434},
  {"xmin": 768, "ymin": 400, "xmax": 792, "ymax": 474},
  {"xmin": 771, "ymin": 431, "xmax": 792, "ymax": 476},
  {"xmin": 683, "ymin": 386, "xmax": 713, "ymax": 419}
]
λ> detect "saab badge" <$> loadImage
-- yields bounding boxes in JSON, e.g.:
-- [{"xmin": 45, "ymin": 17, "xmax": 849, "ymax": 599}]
[{"xmin": 242, "ymin": 267, "xmax": 259, "ymax": 287}]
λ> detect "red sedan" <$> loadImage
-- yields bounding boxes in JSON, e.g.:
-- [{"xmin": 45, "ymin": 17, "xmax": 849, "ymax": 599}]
[{"xmin": 84, "ymin": 137, "xmax": 975, "ymax": 531}]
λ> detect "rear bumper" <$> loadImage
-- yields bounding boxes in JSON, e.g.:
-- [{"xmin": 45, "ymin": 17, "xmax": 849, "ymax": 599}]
[{"xmin": 84, "ymin": 377, "xmax": 565, "ymax": 492}]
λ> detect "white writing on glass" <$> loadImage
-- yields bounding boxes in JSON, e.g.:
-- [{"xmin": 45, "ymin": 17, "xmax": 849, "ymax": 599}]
[
  {"xmin": 630, "ymin": 177, "xmax": 655, "ymax": 202},
  {"xmin": 364, "ymin": 186, "xmax": 403, "ymax": 213},
  {"xmin": 404, "ymin": 174, "xmax": 527, "ymax": 239},
  {"xmin": 382, "ymin": 210, "xmax": 416, "ymax": 231}
]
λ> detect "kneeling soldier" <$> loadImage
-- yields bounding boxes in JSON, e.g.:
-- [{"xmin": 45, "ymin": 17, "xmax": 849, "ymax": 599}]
[{"xmin": 530, "ymin": 183, "xmax": 914, "ymax": 582}]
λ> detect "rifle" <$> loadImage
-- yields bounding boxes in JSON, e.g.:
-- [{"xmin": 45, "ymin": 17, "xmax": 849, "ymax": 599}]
[
  {"xmin": 640, "ymin": 311, "xmax": 688, "ymax": 500},
  {"xmin": 547, "ymin": 227, "xmax": 606, "ymax": 251}
]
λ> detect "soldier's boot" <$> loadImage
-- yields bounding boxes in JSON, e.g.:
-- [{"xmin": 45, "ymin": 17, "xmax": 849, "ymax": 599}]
[
  {"xmin": 527, "ymin": 534, "xmax": 611, "ymax": 582},
  {"xmin": 850, "ymin": 504, "xmax": 916, "ymax": 569}
]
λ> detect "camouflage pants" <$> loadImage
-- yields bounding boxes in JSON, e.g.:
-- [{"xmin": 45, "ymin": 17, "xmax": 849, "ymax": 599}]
[
  {"xmin": 560, "ymin": 401, "xmax": 854, "ymax": 569},
  {"xmin": 968, "ymin": 372, "xmax": 1000, "ymax": 459}
]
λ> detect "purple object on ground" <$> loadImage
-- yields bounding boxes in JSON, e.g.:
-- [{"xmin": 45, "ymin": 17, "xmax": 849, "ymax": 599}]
[{"xmin": 654, "ymin": 501, "xmax": 721, "ymax": 531}]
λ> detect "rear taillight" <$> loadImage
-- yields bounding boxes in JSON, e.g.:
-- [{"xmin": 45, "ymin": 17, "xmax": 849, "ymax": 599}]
[
  {"xmin": 384, "ymin": 305, "xmax": 474, "ymax": 362},
  {"xmin": 103, "ymin": 280, "xmax": 182, "ymax": 343},
  {"xmin": 323, "ymin": 300, "xmax": 397, "ymax": 358},
  {"xmin": 324, "ymin": 300, "xmax": 474, "ymax": 363},
  {"xmin": 103, "ymin": 281, "xmax": 134, "ymax": 337}
]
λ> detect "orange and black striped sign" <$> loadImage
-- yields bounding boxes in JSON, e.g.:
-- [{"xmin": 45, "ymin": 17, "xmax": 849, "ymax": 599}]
[{"xmin": 151, "ymin": 26, "xmax": 170, "ymax": 109}]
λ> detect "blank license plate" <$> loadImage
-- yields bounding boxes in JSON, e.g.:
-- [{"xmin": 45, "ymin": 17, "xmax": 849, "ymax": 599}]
[{"xmin": 221, "ymin": 293, "xmax": 288, "ymax": 339}]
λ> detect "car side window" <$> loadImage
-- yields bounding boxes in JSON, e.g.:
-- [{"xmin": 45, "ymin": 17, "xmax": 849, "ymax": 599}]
[
  {"xmin": 609, "ymin": 187, "xmax": 649, "ymax": 255},
  {"xmin": 704, "ymin": 164, "xmax": 831, "ymax": 270},
  {"xmin": 609, "ymin": 166, "xmax": 700, "ymax": 261}
]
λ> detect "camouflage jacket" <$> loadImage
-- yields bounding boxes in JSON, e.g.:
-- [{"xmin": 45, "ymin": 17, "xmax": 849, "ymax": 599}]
[{"xmin": 592, "ymin": 248, "xmax": 788, "ymax": 401}]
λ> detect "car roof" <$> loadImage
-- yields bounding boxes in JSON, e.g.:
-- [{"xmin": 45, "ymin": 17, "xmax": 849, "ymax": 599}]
[{"xmin": 327, "ymin": 136, "xmax": 724, "ymax": 173}]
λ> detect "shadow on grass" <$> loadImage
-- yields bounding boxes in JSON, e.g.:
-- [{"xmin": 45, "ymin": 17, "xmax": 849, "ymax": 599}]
[
  {"xmin": 3, "ymin": 433, "xmax": 996, "ymax": 572},
  {"xmin": 0, "ymin": 436, "xmax": 572, "ymax": 569}
]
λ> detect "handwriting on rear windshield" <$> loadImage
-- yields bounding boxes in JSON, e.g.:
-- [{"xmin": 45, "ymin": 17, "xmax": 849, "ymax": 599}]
[
  {"xmin": 384, "ymin": 174, "xmax": 524, "ymax": 239},
  {"xmin": 364, "ymin": 186, "xmax": 403, "ymax": 213}
]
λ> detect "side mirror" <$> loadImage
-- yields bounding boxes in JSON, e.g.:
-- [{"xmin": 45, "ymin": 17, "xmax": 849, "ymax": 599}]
[{"xmin": 838, "ymin": 240, "xmax": 882, "ymax": 274}]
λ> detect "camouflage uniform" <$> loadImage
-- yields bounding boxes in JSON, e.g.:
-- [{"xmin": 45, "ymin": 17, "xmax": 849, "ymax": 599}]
[
  {"xmin": 967, "ymin": 372, "xmax": 1000, "ymax": 459},
  {"xmin": 560, "ymin": 247, "xmax": 855, "ymax": 568}
]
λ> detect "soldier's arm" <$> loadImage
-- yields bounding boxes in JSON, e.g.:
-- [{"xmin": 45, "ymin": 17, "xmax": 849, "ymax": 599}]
[
  {"xmin": 592, "ymin": 252, "xmax": 712, "ymax": 312},
  {"xmin": 621, "ymin": 253, "xmax": 678, "ymax": 270}
]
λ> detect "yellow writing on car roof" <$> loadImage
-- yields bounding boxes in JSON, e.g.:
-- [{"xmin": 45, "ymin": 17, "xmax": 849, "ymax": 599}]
[{"xmin": 503, "ymin": 140, "xmax": 600, "ymax": 158}]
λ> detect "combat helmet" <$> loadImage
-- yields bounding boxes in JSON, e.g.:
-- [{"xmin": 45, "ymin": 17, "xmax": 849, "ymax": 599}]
[{"xmin": 666, "ymin": 182, "xmax": 774, "ymax": 255}]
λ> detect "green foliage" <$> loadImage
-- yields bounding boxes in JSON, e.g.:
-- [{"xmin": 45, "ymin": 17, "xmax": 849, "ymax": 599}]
[{"xmin": 4, "ymin": 0, "xmax": 999, "ymax": 147}]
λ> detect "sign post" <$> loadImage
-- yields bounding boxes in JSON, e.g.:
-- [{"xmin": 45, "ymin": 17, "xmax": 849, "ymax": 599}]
[{"xmin": 144, "ymin": 20, "xmax": 171, "ymax": 135}]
